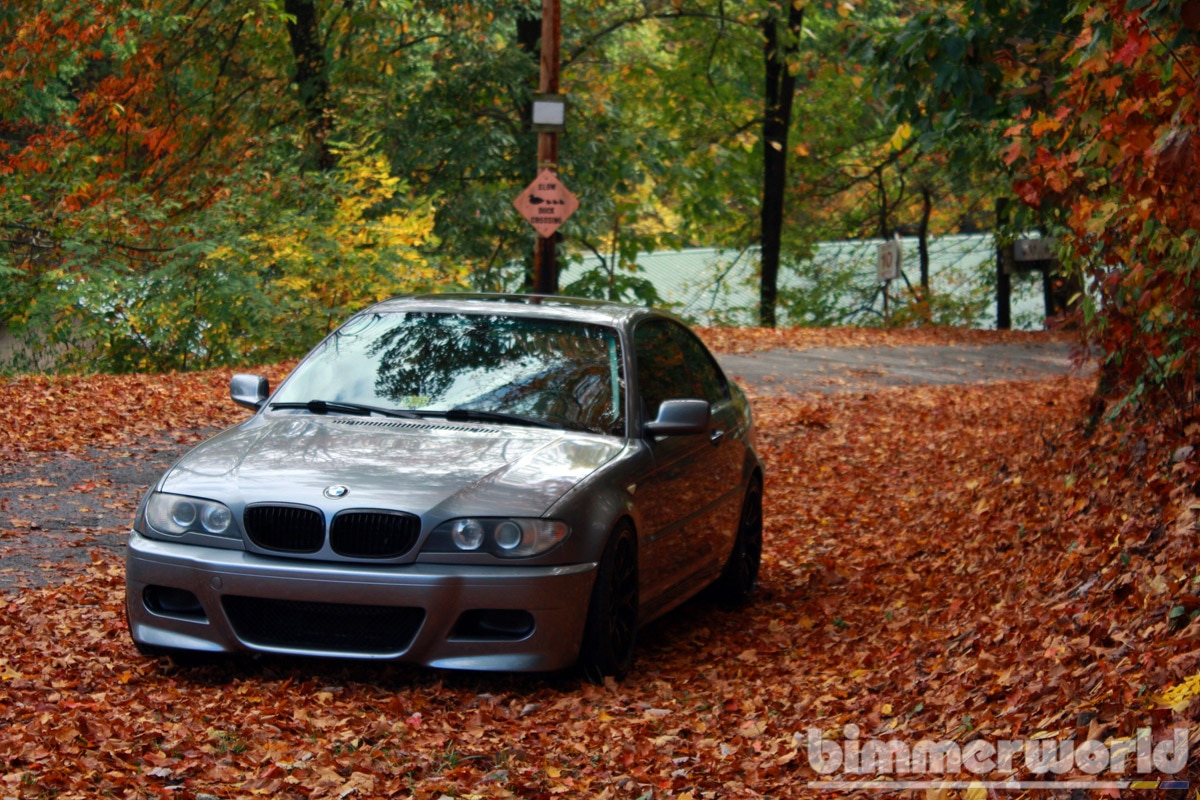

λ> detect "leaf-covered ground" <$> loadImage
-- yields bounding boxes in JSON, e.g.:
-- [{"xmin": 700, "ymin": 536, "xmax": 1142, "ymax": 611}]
[
  {"xmin": 695, "ymin": 326, "xmax": 1071, "ymax": 356},
  {"xmin": 0, "ymin": 328, "xmax": 1062, "ymax": 462},
  {"xmin": 1, "ymin": 331, "xmax": 1198, "ymax": 799}
]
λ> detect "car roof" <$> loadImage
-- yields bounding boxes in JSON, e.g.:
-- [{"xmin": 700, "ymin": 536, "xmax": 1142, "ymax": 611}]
[{"xmin": 364, "ymin": 293, "xmax": 667, "ymax": 328}]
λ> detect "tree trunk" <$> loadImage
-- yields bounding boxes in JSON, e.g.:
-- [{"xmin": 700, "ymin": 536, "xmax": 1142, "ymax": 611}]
[
  {"xmin": 875, "ymin": 171, "xmax": 890, "ymax": 239},
  {"xmin": 918, "ymin": 185, "xmax": 932, "ymax": 295},
  {"xmin": 759, "ymin": 0, "xmax": 804, "ymax": 328},
  {"xmin": 284, "ymin": 0, "xmax": 334, "ymax": 171},
  {"xmin": 996, "ymin": 197, "xmax": 1012, "ymax": 330}
]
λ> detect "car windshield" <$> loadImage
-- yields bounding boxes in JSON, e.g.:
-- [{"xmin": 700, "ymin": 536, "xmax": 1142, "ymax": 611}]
[{"xmin": 273, "ymin": 311, "xmax": 626, "ymax": 436}]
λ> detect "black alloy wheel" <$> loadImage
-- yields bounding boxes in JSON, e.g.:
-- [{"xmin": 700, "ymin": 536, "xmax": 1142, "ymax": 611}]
[{"xmin": 579, "ymin": 522, "xmax": 638, "ymax": 683}]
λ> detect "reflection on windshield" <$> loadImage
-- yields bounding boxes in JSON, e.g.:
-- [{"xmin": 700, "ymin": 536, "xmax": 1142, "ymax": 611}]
[{"xmin": 273, "ymin": 312, "xmax": 626, "ymax": 435}]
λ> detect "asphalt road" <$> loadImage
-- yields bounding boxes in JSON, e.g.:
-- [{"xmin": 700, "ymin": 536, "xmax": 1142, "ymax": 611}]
[
  {"xmin": 0, "ymin": 434, "xmax": 199, "ymax": 593},
  {"xmin": 716, "ymin": 341, "xmax": 1087, "ymax": 395},
  {"xmin": 0, "ymin": 341, "xmax": 1089, "ymax": 593}
]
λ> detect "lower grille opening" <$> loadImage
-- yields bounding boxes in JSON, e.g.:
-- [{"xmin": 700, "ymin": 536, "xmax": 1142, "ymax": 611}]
[
  {"xmin": 450, "ymin": 609, "xmax": 535, "ymax": 641},
  {"xmin": 222, "ymin": 596, "xmax": 424, "ymax": 654},
  {"xmin": 144, "ymin": 586, "xmax": 207, "ymax": 622}
]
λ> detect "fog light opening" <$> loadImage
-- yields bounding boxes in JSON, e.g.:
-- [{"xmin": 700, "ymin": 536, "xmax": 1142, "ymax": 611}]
[
  {"xmin": 144, "ymin": 586, "xmax": 207, "ymax": 622},
  {"xmin": 450, "ymin": 609, "xmax": 535, "ymax": 641}
]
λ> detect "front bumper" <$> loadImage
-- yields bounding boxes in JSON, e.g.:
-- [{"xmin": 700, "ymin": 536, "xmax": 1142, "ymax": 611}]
[{"xmin": 125, "ymin": 532, "xmax": 598, "ymax": 672}]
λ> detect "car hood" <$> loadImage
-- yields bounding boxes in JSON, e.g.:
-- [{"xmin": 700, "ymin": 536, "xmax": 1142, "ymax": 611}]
[{"xmin": 159, "ymin": 415, "xmax": 625, "ymax": 518}]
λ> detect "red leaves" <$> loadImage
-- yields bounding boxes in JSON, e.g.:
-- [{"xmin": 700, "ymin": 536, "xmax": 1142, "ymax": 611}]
[
  {"xmin": 0, "ymin": 363, "xmax": 294, "ymax": 463},
  {"xmin": 696, "ymin": 326, "xmax": 1061, "ymax": 356},
  {"xmin": 0, "ymin": 359, "xmax": 1198, "ymax": 796},
  {"xmin": 1113, "ymin": 29, "xmax": 1151, "ymax": 68},
  {"xmin": 1007, "ymin": 1, "xmax": 1200, "ymax": 412}
]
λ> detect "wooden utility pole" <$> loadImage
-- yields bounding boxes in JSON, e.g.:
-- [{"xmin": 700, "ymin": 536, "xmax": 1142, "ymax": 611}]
[
  {"xmin": 996, "ymin": 198, "xmax": 1012, "ymax": 330},
  {"xmin": 532, "ymin": 0, "xmax": 561, "ymax": 295}
]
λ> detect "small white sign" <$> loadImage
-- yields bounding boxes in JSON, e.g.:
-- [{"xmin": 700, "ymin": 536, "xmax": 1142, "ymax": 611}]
[
  {"xmin": 877, "ymin": 240, "xmax": 902, "ymax": 282},
  {"xmin": 1014, "ymin": 237, "xmax": 1058, "ymax": 262}
]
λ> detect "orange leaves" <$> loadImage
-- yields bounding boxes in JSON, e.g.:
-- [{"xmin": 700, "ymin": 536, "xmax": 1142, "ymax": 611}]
[
  {"xmin": 1099, "ymin": 74, "xmax": 1123, "ymax": 99},
  {"xmin": 696, "ymin": 326, "xmax": 1063, "ymax": 356},
  {"xmin": 0, "ymin": 363, "xmax": 294, "ymax": 463},
  {"xmin": 1030, "ymin": 116, "xmax": 1063, "ymax": 138},
  {"xmin": 1004, "ymin": 3, "xmax": 1200, "ymax": 414},
  {"xmin": 1, "ymin": 362, "xmax": 1199, "ymax": 796}
]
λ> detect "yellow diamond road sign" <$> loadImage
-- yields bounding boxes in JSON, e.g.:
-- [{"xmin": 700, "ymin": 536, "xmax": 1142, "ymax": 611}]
[{"xmin": 514, "ymin": 169, "xmax": 579, "ymax": 238}]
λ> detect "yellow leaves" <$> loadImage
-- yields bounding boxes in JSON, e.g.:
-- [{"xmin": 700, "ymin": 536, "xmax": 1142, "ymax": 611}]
[
  {"xmin": 962, "ymin": 782, "xmax": 989, "ymax": 800},
  {"xmin": 1156, "ymin": 672, "xmax": 1200, "ymax": 711},
  {"xmin": 609, "ymin": 172, "xmax": 683, "ymax": 243},
  {"xmin": 225, "ymin": 143, "xmax": 455, "ymax": 327},
  {"xmin": 1064, "ymin": 495, "xmax": 1088, "ymax": 519},
  {"xmin": 888, "ymin": 122, "xmax": 912, "ymax": 152},
  {"xmin": 925, "ymin": 784, "xmax": 986, "ymax": 800}
]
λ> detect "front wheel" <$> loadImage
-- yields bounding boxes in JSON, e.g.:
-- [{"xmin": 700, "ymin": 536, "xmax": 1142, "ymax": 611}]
[
  {"xmin": 712, "ymin": 476, "xmax": 762, "ymax": 605},
  {"xmin": 579, "ymin": 522, "xmax": 638, "ymax": 683}
]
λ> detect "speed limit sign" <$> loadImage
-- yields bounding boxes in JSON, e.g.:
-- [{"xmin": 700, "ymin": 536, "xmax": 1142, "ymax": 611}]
[{"xmin": 877, "ymin": 240, "xmax": 902, "ymax": 282}]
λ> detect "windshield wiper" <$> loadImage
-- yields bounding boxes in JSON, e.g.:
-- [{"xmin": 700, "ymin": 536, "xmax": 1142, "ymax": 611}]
[
  {"xmin": 421, "ymin": 407, "xmax": 565, "ymax": 430},
  {"xmin": 269, "ymin": 399, "xmax": 421, "ymax": 419}
]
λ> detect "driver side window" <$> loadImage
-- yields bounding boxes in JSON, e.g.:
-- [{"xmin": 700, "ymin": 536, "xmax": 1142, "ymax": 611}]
[{"xmin": 634, "ymin": 320, "xmax": 703, "ymax": 421}]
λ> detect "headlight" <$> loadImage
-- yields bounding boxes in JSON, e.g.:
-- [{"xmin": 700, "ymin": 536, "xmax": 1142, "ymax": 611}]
[
  {"xmin": 146, "ymin": 492, "xmax": 238, "ymax": 537},
  {"xmin": 425, "ymin": 518, "xmax": 568, "ymax": 558},
  {"xmin": 450, "ymin": 519, "xmax": 485, "ymax": 550}
]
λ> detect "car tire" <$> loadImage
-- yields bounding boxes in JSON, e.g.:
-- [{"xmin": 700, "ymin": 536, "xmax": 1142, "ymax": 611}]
[
  {"xmin": 713, "ymin": 476, "xmax": 762, "ymax": 605},
  {"xmin": 579, "ymin": 522, "xmax": 638, "ymax": 683}
]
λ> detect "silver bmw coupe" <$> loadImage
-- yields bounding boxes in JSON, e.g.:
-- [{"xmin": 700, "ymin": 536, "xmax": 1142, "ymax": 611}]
[{"xmin": 125, "ymin": 294, "xmax": 763, "ymax": 680}]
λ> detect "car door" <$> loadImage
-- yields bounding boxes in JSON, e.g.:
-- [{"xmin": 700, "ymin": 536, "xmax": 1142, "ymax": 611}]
[
  {"xmin": 633, "ymin": 319, "xmax": 739, "ymax": 610},
  {"xmin": 666, "ymin": 324, "xmax": 745, "ymax": 569}
]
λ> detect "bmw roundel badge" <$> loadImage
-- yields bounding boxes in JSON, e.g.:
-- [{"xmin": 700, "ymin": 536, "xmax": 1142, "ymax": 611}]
[{"xmin": 324, "ymin": 485, "xmax": 349, "ymax": 499}]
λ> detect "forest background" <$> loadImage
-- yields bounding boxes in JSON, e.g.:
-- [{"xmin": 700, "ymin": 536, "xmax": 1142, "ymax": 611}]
[
  {"xmin": 2, "ymin": 0, "xmax": 1200, "ymax": 417},
  {"xmin": 4, "ymin": 3, "xmax": 1200, "ymax": 795}
]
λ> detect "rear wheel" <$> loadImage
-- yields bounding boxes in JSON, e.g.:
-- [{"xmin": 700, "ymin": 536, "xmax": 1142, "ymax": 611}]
[
  {"xmin": 579, "ymin": 522, "xmax": 638, "ymax": 683},
  {"xmin": 713, "ymin": 476, "xmax": 762, "ymax": 605}
]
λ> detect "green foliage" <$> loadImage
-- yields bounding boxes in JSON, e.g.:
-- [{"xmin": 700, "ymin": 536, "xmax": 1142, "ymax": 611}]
[
  {"xmin": 777, "ymin": 240, "xmax": 996, "ymax": 328},
  {"xmin": 778, "ymin": 257, "xmax": 880, "ymax": 327},
  {"xmin": 0, "ymin": 0, "xmax": 1097, "ymax": 377},
  {"xmin": 2, "ymin": 142, "xmax": 453, "ymax": 373},
  {"xmin": 561, "ymin": 262, "xmax": 663, "ymax": 307}
]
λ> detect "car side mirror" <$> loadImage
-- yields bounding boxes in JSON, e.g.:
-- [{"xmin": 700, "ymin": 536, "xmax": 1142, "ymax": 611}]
[
  {"xmin": 231, "ymin": 374, "xmax": 270, "ymax": 410},
  {"xmin": 644, "ymin": 399, "xmax": 710, "ymax": 437}
]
